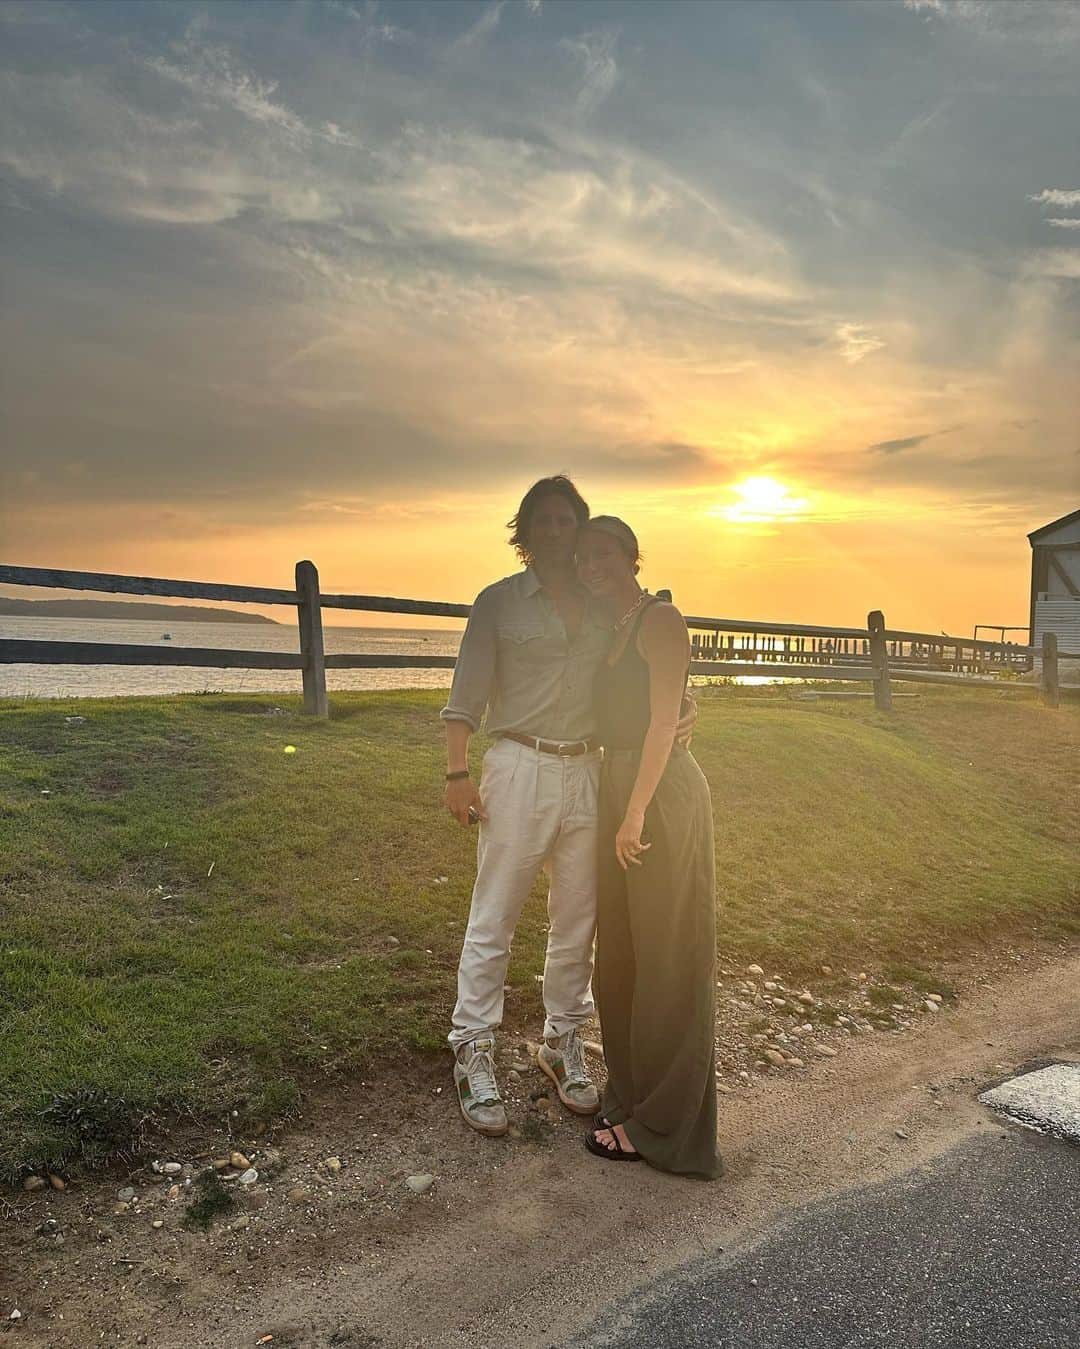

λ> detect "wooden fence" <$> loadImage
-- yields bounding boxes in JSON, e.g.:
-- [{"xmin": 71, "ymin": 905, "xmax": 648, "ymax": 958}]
[{"xmin": 0, "ymin": 561, "xmax": 1071, "ymax": 715}]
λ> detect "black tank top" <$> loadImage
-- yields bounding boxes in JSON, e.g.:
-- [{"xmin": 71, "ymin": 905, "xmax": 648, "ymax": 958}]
[{"xmin": 594, "ymin": 599, "xmax": 688, "ymax": 752}]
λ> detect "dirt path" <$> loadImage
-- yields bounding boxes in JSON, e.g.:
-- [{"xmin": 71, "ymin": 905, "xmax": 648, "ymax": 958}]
[{"xmin": 4, "ymin": 946, "xmax": 1080, "ymax": 1348}]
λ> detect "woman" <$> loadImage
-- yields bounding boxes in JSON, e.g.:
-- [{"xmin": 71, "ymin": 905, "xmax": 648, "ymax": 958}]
[{"xmin": 576, "ymin": 516, "xmax": 721, "ymax": 1180}]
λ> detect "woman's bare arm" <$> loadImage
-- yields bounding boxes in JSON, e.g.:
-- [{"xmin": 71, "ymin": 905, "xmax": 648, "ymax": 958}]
[{"xmin": 613, "ymin": 603, "xmax": 690, "ymax": 868}]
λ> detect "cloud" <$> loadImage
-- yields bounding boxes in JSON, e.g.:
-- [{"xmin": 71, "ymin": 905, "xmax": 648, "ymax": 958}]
[
  {"xmin": 904, "ymin": 1, "xmax": 1080, "ymax": 42},
  {"xmin": 329, "ymin": 3, "xmax": 413, "ymax": 45},
  {"xmin": 1048, "ymin": 218, "xmax": 1080, "ymax": 230},
  {"xmin": 1028, "ymin": 188, "xmax": 1080, "ymax": 208},
  {"xmin": 448, "ymin": 2, "xmax": 504, "ymax": 53},
  {"xmin": 562, "ymin": 30, "xmax": 619, "ymax": 117},
  {"xmin": 868, "ymin": 433, "xmax": 934, "ymax": 454},
  {"xmin": 836, "ymin": 323, "xmax": 885, "ymax": 364},
  {"xmin": 147, "ymin": 43, "xmax": 313, "ymax": 144},
  {"xmin": 1026, "ymin": 249, "xmax": 1080, "ymax": 279}
]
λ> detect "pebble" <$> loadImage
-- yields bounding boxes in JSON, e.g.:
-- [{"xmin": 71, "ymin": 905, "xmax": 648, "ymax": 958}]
[
  {"xmin": 813, "ymin": 1044, "xmax": 838, "ymax": 1058},
  {"xmin": 895, "ymin": 1129, "xmax": 909, "ymax": 1139},
  {"xmin": 387, "ymin": 935, "xmax": 400, "ymax": 947},
  {"xmin": 324, "ymin": 1156, "xmax": 342, "ymax": 1174},
  {"xmin": 238, "ymin": 1168, "xmax": 259, "ymax": 1185},
  {"xmin": 763, "ymin": 981, "xmax": 778, "ymax": 991},
  {"xmin": 508, "ymin": 1070, "xmax": 522, "ymax": 1083},
  {"xmin": 924, "ymin": 1000, "xmax": 940, "ymax": 1014},
  {"xmin": 161, "ymin": 1162, "xmax": 183, "ymax": 1175},
  {"xmin": 229, "ymin": 1152, "xmax": 251, "ymax": 1170},
  {"xmin": 167, "ymin": 1184, "xmax": 181, "ymax": 1199},
  {"xmin": 763, "ymin": 1049, "xmax": 786, "ymax": 1068},
  {"xmin": 820, "ymin": 965, "xmax": 833, "ymax": 976},
  {"xmin": 784, "ymin": 1056, "xmax": 805, "ymax": 1069},
  {"xmin": 927, "ymin": 993, "xmax": 943, "ymax": 1003},
  {"xmin": 23, "ymin": 1176, "xmax": 46, "ymax": 1192},
  {"xmin": 288, "ymin": 1185, "xmax": 311, "ymax": 1203},
  {"xmin": 117, "ymin": 1187, "xmax": 137, "ymax": 1202},
  {"xmin": 152, "ymin": 1219, "xmax": 164, "ymax": 1230},
  {"xmin": 746, "ymin": 964, "xmax": 764, "ymax": 976},
  {"xmin": 798, "ymin": 992, "xmax": 815, "ymax": 1006},
  {"xmin": 405, "ymin": 1173, "xmax": 435, "ymax": 1195},
  {"xmin": 212, "ymin": 1158, "xmax": 232, "ymax": 1172},
  {"xmin": 113, "ymin": 1202, "xmax": 130, "ymax": 1215},
  {"xmin": 230, "ymin": 1214, "xmax": 250, "ymax": 1231}
]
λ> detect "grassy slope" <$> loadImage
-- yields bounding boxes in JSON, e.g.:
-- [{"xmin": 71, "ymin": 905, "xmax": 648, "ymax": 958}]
[{"xmin": 1, "ymin": 688, "xmax": 1077, "ymax": 1178}]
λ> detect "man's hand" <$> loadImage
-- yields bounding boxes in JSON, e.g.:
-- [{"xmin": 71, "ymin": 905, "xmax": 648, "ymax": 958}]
[
  {"xmin": 445, "ymin": 776, "xmax": 488, "ymax": 828},
  {"xmin": 675, "ymin": 689, "xmax": 698, "ymax": 747}
]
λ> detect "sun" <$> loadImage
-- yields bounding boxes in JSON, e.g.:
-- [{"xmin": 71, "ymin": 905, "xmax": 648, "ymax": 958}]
[{"xmin": 718, "ymin": 476, "xmax": 808, "ymax": 523}]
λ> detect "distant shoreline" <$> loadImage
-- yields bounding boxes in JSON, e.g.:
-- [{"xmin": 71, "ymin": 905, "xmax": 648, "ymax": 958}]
[{"xmin": 0, "ymin": 599, "xmax": 279, "ymax": 625}]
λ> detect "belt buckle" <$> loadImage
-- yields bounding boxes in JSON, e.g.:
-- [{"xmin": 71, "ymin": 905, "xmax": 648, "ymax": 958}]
[{"xmin": 557, "ymin": 741, "xmax": 574, "ymax": 756}]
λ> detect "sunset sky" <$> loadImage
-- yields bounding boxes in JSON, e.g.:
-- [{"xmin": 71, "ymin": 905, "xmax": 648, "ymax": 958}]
[{"xmin": 2, "ymin": 0, "xmax": 1077, "ymax": 633}]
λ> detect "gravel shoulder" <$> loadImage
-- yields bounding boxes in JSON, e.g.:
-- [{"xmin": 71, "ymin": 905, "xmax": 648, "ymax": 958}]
[{"xmin": 3, "ymin": 943, "xmax": 1080, "ymax": 1348}]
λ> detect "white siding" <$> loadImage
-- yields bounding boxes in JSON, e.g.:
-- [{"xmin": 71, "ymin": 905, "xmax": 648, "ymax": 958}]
[{"xmin": 1033, "ymin": 596, "xmax": 1080, "ymax": 664}]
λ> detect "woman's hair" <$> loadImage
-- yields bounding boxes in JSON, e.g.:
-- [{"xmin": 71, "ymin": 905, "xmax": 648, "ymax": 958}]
[
  {"xmin": 583, "ymin": 515, "xmax": 642, "ymax": 575},
  {"xmin": 506, "ymin": 475, "xmax": 591, "ymax": 564}
]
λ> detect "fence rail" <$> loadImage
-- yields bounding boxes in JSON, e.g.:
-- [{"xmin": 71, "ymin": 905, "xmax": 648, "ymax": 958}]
[{"xmin": 0, "ymin": 560, "xmax": 1072, "ymax": 714}]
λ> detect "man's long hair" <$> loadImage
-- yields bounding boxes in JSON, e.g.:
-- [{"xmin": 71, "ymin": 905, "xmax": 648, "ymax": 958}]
[{"xmin": 506, "ymin": 476, "xmax": 590, "ymax": 564}]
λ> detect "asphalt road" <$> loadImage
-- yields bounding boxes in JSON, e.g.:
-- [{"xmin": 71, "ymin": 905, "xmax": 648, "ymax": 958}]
[{"xmin": 573, "ymin": 1128, "xmax": 1080, "ymax": 1349}]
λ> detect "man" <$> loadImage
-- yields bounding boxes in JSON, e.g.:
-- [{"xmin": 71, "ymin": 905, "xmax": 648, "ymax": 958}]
[{"xmin": 441, "ymin": 476, "xmax": 693, "ymax": 1136}]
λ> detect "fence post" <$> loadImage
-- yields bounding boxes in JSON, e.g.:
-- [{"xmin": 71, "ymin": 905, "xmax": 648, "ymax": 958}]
[
  {"xmin": 868, "ymin": 610, "xmax": 893, "ymax": 711},
  {"xmin": 296, "ymin": 560, "xmax": 328, "ymax": 718},
  {"xmin": 1041, "ymin": 631, "xmax": 1059, "ymax": 709}
]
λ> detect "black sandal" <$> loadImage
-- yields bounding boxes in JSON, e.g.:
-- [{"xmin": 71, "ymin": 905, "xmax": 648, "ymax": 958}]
[
  {"xmin": 584, "ymin": 1126, "xmax": 642, "ymax": 1162},
  {"xmin": 593, "ymin": 1112, "xmax": 613, "ymax": 1130}
]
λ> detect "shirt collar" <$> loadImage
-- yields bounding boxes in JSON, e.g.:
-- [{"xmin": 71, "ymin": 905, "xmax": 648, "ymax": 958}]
[
  {"xmin": 521, "ymin": 565, "xmax": 612, "ymax": 627},
  {"xmin": 521, "ymin": 565, "xmax": 543, "ymax": 598}
]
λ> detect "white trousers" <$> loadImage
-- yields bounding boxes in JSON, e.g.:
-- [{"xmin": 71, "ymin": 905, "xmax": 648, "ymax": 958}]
[{"xmin": 448, "ymin": 737, "xmax": 601, "ymax": 1049}]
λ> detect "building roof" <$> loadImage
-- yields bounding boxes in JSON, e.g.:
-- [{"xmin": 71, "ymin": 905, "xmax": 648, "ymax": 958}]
[{"xmin": 1028, "ymin": 507, "xmax": 1080, "ymax": 544}]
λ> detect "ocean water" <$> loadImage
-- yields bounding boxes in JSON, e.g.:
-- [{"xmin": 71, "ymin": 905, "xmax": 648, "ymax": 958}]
[{"xmin": 0, "ymin": 617, "xmax": 465, "ymax": 700}]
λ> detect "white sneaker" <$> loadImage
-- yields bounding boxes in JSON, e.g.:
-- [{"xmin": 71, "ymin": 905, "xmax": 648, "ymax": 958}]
[
  {"xmin": 453, "ymin": 1037, "xmax": 508, "ymax": 1137},
  {"xmin": 536, "ymin": 1028, "xmax": 600, "ymax": 1115}
]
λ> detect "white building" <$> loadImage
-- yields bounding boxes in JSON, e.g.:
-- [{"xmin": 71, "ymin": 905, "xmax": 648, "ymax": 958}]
[{"xmin": 1029, "ymin": 507, "xmax": 1080, "ymax": 660}]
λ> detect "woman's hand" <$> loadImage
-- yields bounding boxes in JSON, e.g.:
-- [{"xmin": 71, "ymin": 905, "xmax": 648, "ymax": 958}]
[{"xmin": 615, "ymin": 807, "xmax": 651, "ymax": 871}]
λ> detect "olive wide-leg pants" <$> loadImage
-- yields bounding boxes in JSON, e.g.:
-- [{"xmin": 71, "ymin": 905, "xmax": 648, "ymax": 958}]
[{"xmin": 595, "ymin": 743, "xmax": 722, "ymax": 1180}]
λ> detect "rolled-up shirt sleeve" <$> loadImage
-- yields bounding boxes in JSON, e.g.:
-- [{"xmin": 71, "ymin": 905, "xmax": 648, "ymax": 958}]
[{"xmin": 440, "ymin": 585, "xmax": 498, "ymax": 732}]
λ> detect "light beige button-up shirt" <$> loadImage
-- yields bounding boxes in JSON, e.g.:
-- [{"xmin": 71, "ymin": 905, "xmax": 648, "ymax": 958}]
[{"xmin": 440, "ymin": 567, "xmax": 615, "ymax": 741}]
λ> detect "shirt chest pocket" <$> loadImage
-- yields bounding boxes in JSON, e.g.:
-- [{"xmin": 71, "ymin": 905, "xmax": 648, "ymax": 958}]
[{"xmin": 497, "ymin": 620, "xmax": 553, "ymax": 667}]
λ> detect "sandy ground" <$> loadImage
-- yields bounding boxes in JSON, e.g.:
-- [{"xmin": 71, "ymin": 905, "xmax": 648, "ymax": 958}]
[{"xmin": 3, "ymin": 943, "xmax": 1080, "ymax": 1349}]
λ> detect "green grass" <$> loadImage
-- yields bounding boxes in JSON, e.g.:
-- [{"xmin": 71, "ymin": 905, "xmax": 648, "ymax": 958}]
[{"xmin": 1, "ymin": 687, "xmax": 1077, "ymax": 1179}]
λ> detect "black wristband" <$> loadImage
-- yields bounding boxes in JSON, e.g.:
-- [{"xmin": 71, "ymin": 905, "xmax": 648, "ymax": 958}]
[{"xmin": 445, "ymin": 769, "xmax": 471, "ymax": 781}]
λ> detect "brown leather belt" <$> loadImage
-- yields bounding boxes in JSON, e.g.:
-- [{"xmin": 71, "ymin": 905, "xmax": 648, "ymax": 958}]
[{"xmin": 500, "ymin": 731, "xmax": 601, "ymax": 757}]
